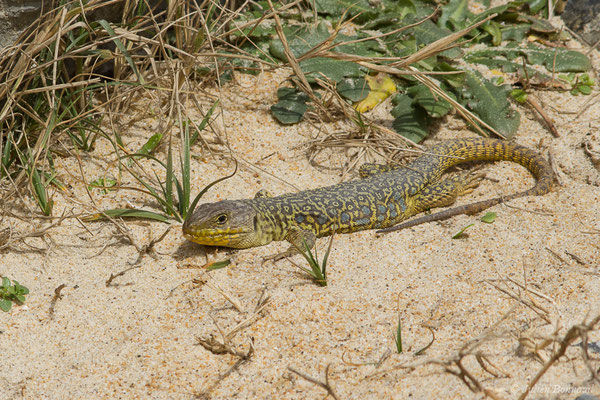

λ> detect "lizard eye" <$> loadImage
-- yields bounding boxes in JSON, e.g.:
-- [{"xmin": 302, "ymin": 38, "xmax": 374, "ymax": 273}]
[{"xmin": 216, "ymin": 214, "xmax": 228, "ymax": 224}]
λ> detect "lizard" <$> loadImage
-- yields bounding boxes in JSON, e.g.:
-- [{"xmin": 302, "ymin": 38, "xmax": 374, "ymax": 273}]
[{"xmin": 182, "ymin": 137, "xmax": 553, "ymax": 258}]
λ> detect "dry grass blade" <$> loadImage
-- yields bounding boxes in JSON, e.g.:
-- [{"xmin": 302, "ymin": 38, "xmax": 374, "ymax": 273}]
[
  {"xmin": 518, "ymin": 313, "xmax": 600, "ymax": 400},
  {"xmin": 288, "ymin": 364, "xmax": 341, "ymax": 400},
  {"xmin": 392, "ymin": 13, "xmax": 497, "ymax": 68}
]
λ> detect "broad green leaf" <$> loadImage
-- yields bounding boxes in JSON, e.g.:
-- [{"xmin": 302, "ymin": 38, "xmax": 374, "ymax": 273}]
[
  {"xmin": 337, "ymin": 78, "xmax": 369, "ymax": 102},
  {"xmin": 391, "ymin": 94, "xmax": 429, "ymax": 143},
  {"xmin": 406, "ymin": 84, "xmax": 455, "ymax": 118},
  {"xmin": 412, "ymin": 20, "xmax": 462, "ymax": 59},
  {"xmin": 465, "ymin": 56, "xmax": 551, "ymax": 82},
  {"xmin": 481, "ymin": 20, "xmax": 502, "ymax": 46},
  {"xmin": 435, "ymin": 62, "xmax": 465, "ymax": 89},
  {"xmin": 526, "ymin": 0, "xmax": 547, "ymax": 14},
  {"xmin": 468, "ymin": 4, "xmax": 513, "ymax": 24},
  {"xmin": 271, "ymin": 87, "xmax": 309, "ymax": 124},
  {"xmin": 519, "ymin": 15, "xmax": 557, "ymax": 34},
  {"xmin": 269, "ymin": 22, "xmax": 379, "ymax": 81},
  {"xmin": 361, "ymin": 0, "xmax": 417, "ymax": 28},
  {"xmin": 466, "ymin": 46, "xmax": 591, "ymax": 73},
  {"xmin": 299, "ymin": 58, "xmax": 363, "ymax": 82},
  {"xmin": 0, "ymin": 299, "xmax": 11, "ymax": 312},
  {"xmin": 459, "ymin": 71, "xmax": 520, "ymax": 138},
  {"xmin": 271, "ymin": 100, "xmax": 308, "ymax": 124},
  {"xmin": 439, "ymin": 0, "xmax": 471, "ymax": 30},
  {"xmin": 481, "ymin": 212, "xmax": 497, "ymax": 223},
  {"xmin": 501, "ymin": 24, "xmax": 530, "ymax": 42},
  {"xmin": 14, "ymin": 281, "xmax": 28, "ymax": 295},
  {"xmin": 525, "ymin": 46, "xmax": 591, "ymax": 72},
  {"xmin": 311, "ymin": 0, "xmax": 371, "ymax": 16}
]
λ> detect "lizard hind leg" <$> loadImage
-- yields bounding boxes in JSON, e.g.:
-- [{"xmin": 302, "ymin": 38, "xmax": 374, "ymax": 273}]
[{"xmin": 413, "ymin": 170, "xmax": 486, "ymax": 212}]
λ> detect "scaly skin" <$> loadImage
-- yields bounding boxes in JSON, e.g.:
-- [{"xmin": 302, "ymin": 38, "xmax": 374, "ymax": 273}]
[{"xmin": 182, "ymin": 138, "xmax": 553, "ymax": 251}]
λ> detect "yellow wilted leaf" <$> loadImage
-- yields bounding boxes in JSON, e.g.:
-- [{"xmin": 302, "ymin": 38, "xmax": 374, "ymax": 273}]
[{"xmin": 355, "ymin": 74, "xmax": 397, "ymax": 113}]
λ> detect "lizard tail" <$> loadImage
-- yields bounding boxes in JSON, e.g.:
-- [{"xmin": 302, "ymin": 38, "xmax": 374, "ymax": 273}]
[{"xmin": 377, "ymin": 138, "xmax": 553, "ymax": 233}]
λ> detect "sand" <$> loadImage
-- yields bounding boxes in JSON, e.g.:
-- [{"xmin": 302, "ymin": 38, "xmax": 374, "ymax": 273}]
[{"xmin": 0, "ymin": 19, "xmax": 599, "ymax": 400}]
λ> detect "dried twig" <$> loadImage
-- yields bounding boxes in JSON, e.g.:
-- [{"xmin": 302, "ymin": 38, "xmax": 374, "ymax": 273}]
[
  {"xmin": 288, "ymin": 364, "xmax": 341, "ymax": 400},
  {"xmin": 48, "ymin": 283, "xmax": 66, "ymax": 319},
  {"xmin": 518, "ymin": 314, "xmax": 600, "ymax": 400}
]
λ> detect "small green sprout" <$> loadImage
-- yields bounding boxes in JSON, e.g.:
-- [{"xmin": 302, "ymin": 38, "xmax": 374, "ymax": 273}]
[
  {"xmin": 452, "ymin": 223, "xmax": 474, "ymax": 239},
  {"xmin": 480, "ymin": 211, "xmax": 497, "ymax": 223},
  {"xmin": 206, "ymin": 259, "xmax": 231, "ymax": 271},
  {"xmin": 510, "ymin": 89, "xmax": 528, "ymax": 104},
  {"xmin": 88, "ymin": 177, "xmax": 117, "ymax": 194},
  {"xmin": 393, "ymin": 315, "xmax": 403, "ymax": 354},
  {"xmin": 559, "ymin": 73, "xmax": 595, "ymax": 96},
  {"xmin": 292, "ymin": 236, "xmax": 333, "ymax": 287},
  {"xmin": 0, "ymin": 277, "xmax": 29, "ymax": 312}
]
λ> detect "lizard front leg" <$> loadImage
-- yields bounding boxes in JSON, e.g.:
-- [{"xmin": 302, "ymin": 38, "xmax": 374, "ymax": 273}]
[{"xmin": 262, "ymin": 227, "xmax": 316, "ymax": 263}]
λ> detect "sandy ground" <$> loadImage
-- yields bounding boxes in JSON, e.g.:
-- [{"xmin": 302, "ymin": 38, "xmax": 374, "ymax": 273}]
[{"xmin": 1, "ymin": 21, "xmax": 600, "ymax": 400}]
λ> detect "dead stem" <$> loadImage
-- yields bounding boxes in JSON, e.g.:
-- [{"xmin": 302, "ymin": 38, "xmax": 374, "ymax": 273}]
[
  {"xmin": 48, "ymin": 283, "xmax": 67, "ymax": 319},
  {"xmin": 518, "ymin": 314, "xmax": 600, "ymax": 400},
  {"xmin": 288, "ymin": 364, "xmax": 341, "ymax": 400}
]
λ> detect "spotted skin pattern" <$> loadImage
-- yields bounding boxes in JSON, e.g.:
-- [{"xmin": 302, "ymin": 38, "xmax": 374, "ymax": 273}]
[{"xmin": 183, "ymin": 138, "xmax": 553, "ymax": 251}]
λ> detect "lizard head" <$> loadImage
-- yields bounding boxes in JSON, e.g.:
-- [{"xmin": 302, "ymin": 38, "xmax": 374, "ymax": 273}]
[{"xmin": 182, "ymin": 200, "xmax": 261, "ymax": 249}]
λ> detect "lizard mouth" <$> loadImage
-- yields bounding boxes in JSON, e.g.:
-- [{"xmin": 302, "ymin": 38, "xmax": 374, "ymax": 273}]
[{"xmin": 182, "ymin": 227, "xmax": 252, "ymax": 248}]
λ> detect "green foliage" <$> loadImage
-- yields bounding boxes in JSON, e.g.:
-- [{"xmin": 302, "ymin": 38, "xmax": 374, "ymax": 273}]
[
  {"xmin": 293, "ymin": 237, "xmax": 334, "ymax": 287},
  {"xmin": 452, "ymin": 223, "xmax": 474, "ymax": 239},
  {"xmin": 258, "ymin": 0, "xmax": 591, "ymax": 140},
  {"xmin": 406, "ymin": 85, "xmax": 455, "ymax": 118},
  {"xmin": 0, "ymin": 0, "xmax": 590, "ymax": 225},
  {"xmin": 459, "ymin": 71, "xmax": 520, "ymax": 138},
  {"xmin": 465, "ymin": 46, "xmax": 591, "ymax": 73},
  {"xmin": 269, "ymin": 22, "xmax": 381, "ymax": 82},
  {"xmin": 88, "ymin": 177, "xmax": 117, "ymax": 194},
  {"xmin": 510, "ymin": 89, "xmax": 528, "ymax": 104},
  {"xmin": 480, "ymin": 211, "xmax": 497, "ymax": 223},
  {"xmin": 559, "ymin": 73, "xmax": 595, "ymax": 96},
  {"xmin": 337, "ymin": 78, "xmax": 369, "ymax": 102},
  {"xmin": 31, "ymin": 165, "xmax": 53, "ymax": 216},
  {"xmin": 82, "ymin": 208, "xmax": 169, "ymax": 223},
  {"xmin": 311, "ymin": 0, "xmax": 371, "ymax": 16},
  {"xmin": 391, "ymin": 94, "xmax": 429, "ymax": 143},
  {"xmin": 206, "ymin": 259, "xmax": 231, "ymax": 271},
  {"xmin": 394, "ymin": 316, "xmax": 403, "ymax": 353},
  {"xmin": 0, "ymin": 277, "xmax": 29, "ymax": 312},
  {"xmin": 271, "ymin": 88, "xmax": 310, "ymax": 124},
  {"xmin": 89, "ymin": 101, "xmax": 230, "ymax": 223}
]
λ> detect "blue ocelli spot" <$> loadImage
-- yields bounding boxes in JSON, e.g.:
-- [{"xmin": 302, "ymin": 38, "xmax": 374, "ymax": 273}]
[
  {"xmin": 317, "ymin": 214, "xmax": 328, "ymax": 225},
  {"xmin": 341, "ymin": 213, "xmax": 350, "ymax": 223},
  {"xmin": 361, "ymin": 206, "xmax": 371, "ymax": 216},
  {"xmin": 377, "ymin": 215, "xmax": 385, "ymax": 222},
  {"xmin": 397, "ymin": 198, "xmax": 407, "ymax": 212},
  {"xmin": 355, "ymin": 218, "xmax": 370, "ymax": 226},
  {"xmin": 295, "ymin": 214, "xmax": 305, "ymax": 224}
]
